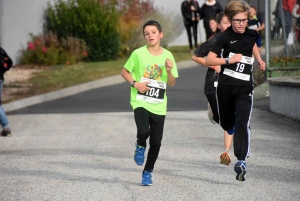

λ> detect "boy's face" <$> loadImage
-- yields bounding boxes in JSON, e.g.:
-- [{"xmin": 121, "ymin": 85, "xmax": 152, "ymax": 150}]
[
  {"xmin": 143, "ymin": 25, "xmax": 163, "ymax": 46},
  {"xmin": 231, "ymin": 12, "xmax": 248, "ymax": 34},
  {"xmin": 209, "ymin": 20, "xmax": 217, "ymax": 32},
  {"xmin": 218, "ymin": 16, "xmax": 231, "ymax": 33},
  {"xmin": 249, "ymin": 8, "xmax": 256, "ymax": 17}
]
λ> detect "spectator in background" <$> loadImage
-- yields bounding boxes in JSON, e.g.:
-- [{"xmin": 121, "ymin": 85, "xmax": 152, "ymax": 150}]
[
  {"xmin": 248, "ymin": 6, "xmax": 265, "ymax": 52},
  {"xmin": 209, "ymin": 17, "xmax": 218, "ymax": 38},
  {"xmin": 283, "ymin": 0, "xmax": 296, "ymax": 38},
  {"xmin": 294, "ymin": 0, "xmax": 300, "ymax": 43},
  {"xmin": 181, "ymin": 0, "xmax": 201, "ymax": 53},
  {"xmin": 0, "ymin": 47, "xmax": 13, "ymax": 137},
  {"xmin": 200, "ymin": 0, "xmax": 223, "ymax": 40},
  {"xmin": 296, "ymin": 18, "xmax": 300, "ymax": 43},
  {"xmin": 271, "ymin": 0, "xmax": 296, "ymax": 39}
]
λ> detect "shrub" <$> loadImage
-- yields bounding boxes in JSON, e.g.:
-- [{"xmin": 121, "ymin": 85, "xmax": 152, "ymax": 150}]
[
  {"xmin": 46, "ymin": 0, "xmax": 120, "ymax": 61},
  {"xmin": 20, "ymin": 33, "xmax": 60, "ymax": 66},
  {"xmin": 20, "ymin": 32, "xmax": 87, "ymax": 66}
]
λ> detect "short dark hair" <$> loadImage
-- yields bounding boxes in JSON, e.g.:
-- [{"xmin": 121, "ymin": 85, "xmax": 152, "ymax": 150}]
[
  {"xmin": 216, "ymin": 12, "xmax": 225, "ymax": 24},
  {"xmin": 250, "ymin": 5, "xmax": 257, "ymax": 11},
  {"xmin": 142, "ymin": 20, "xmax": 162, "ymax": 35},
  {"xmin": 209, "ymin": 17, "xmax": 217, "ymax": 22}
]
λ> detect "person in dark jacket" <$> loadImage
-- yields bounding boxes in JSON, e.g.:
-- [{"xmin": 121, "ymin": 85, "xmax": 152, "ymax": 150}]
[
  {"xmin": 200, "ymin": 0, "xmax": 223, "ymax": 40},
  {"xmin": 271, "ymin": 0, "xmax": 296, "ymax": 39},
  {"xmin": 0, "ymin": 47, "xmax": 13, "ymax": 137},
  {"xmin": 181, "ymin": 0, "xmax": 201, "ymax": 53}
]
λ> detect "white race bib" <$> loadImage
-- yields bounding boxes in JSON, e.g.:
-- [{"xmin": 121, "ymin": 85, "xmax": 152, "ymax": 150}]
[
  {"xmin": 136, "ymin": 77, "xmax": 166, "ymax": 104},
  {"xmin": 223, "ymin": 68, "xmax": 250, "ymax": 81},
  {"xmin": 229, "ymin": 52, "xmax": 254, "ymax": 65}
]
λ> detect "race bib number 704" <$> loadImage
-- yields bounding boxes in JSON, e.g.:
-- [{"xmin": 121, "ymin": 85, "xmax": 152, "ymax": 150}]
[{"xmin": 136, "ymin": 77, "xmax": 166, "ymax": 104}]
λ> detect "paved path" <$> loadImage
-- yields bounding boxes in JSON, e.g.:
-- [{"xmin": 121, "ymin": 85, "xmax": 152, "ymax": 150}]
[{"xmin": 1, "ymin": 61, "xmax": 299, "ymax": 201}]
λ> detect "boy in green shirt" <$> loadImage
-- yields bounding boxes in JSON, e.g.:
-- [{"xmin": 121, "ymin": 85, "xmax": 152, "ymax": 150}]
[{"xmin": 121, "ymin": 20, "xmax": 178, "ymax": 186}]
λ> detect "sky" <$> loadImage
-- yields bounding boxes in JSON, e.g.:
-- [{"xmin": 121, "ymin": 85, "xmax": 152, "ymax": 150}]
[{"xmin": 153, "ymin": 0, "xmax": 206, "ymax": 46}]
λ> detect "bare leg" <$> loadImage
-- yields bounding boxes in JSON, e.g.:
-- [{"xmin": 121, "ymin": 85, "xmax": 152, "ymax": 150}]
[{"xmin": 224, "ymin": 131, "xmax": 233, "ymax": 151}]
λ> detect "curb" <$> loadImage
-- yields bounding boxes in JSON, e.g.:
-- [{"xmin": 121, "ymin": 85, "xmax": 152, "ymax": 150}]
[{"xmin": 3, "ymin": 60, "xmax": 196, "ymax": 112}]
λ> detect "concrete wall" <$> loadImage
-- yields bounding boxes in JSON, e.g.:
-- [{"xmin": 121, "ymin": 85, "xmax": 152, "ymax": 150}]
[
  {"xmin": 0, "ymin": 0, "xmax": 55, "ymax": 64},
  {"xmin": 268, "ymin": 77, "xmax": 300, "ymax": 121}
]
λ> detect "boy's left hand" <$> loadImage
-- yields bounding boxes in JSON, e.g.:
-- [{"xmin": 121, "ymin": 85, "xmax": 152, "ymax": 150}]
[
  {"xmin": 258, "ymin": 60, "xmax": 266, "ymax": 71},
  {"xmin": 165, "ymin": 58, "xmax": 173, "ymax": 72}
]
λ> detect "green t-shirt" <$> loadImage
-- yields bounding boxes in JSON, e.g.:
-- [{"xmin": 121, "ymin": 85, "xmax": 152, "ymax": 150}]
[{"xmin": 124, "ymin": 45, "xmax": 179, "ymax": 115}]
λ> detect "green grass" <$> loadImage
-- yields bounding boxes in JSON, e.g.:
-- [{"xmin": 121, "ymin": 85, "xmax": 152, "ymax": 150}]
[
  {"xmin": 27, "ymin": 45, "xmax": 192, "ymax": 95},
  {"xmin": 166, "ymin": 45, "xmax": 192, "ymax": 62}
]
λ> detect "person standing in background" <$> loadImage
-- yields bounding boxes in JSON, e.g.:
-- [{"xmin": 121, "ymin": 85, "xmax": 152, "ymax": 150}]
[
  {"xmin": 0, "ymin": 47, "xmax": 13, "ymax": 137},
  {"xmin": 293, "ymin": 0, "xmax": 300, "ymax": 43},
  {"xmin": 272, "ymin": 0, "xmax": 296, "ymax": 39},
  {"xmin": 200, "ymin": 0, "xmax": 223, "ymax": 40},
  {"xmin": 209, "ymin": 17, "xmax": 218, "ymax": 38},
  {"xmin": 248, "ymin": 6, "xmax": 265, "ymax": 52},
  {"xmin": 181, "ymin": 0, "xmax": 201, "ymax": 53},
  {"xmin": 282, "ymin": 0, "xmax": 297, "ymax": 39}
]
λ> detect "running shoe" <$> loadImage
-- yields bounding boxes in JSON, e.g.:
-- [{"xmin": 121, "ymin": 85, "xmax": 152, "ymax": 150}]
[
  {"xmin": 234, "ymin": 160, "xmax": 246, "ymax": 181},
  {"xmin": 207, "ymin": 103, "xmax": 216, "ymax": 124},
  {"xmin": 134, "ymin": 142, "xmax": 145, "ymax": 166},
  {"xmin": 142, "ymin": 170, "xmax": 153, "ymax": 186},
  {"xmin": 1, "ymin": 129, "xmax": 12, "ymax": 137},
  {"xmin": 220, "ymin": 151, "xmax": 231, "ymax": 165}
]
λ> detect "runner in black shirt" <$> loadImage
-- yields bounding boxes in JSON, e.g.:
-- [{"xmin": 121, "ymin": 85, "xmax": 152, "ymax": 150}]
[
  {"xmin": 206, "ymin": 0, "xmax": 265, "ymax": 181},
  {"xmin": 192, "ymin": 12, "xmax": 233, "ymax": 166}
]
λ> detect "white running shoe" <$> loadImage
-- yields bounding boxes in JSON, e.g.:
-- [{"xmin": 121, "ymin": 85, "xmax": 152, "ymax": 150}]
[{"xmin": 207, "ymin": 103, "xmax": 217, "ymax": 124}]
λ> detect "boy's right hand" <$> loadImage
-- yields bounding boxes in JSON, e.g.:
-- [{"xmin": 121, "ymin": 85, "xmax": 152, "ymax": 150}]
[
  {"xmin": 229, "ymin": 54, "xmax": 242, "ymax": 64},
  {"xmin": 135, "ymin": 81, "xmax": 150, "ymax": 94}
]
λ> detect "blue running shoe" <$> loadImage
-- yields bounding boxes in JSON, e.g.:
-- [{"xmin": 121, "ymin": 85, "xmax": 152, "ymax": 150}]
[
  {"xmin": 134, "ymin": 142, "xmax": 145, "ymax": 166},
  {"xmin": 227, "ymin": 126, "xmax": 235, "ymax": 135},
  {"xmin": 234, "ymin": 160, "xmax": 246, "ymax": 181},
  {"xmin": 142, "ymin": 170, "xmax": 153, "ymax": 186}
]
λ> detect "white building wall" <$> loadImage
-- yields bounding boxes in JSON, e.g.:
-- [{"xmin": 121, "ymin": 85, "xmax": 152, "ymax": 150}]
[{"xmin": 0, "ymin": 0, "xmax": 55, "ymax": 64}]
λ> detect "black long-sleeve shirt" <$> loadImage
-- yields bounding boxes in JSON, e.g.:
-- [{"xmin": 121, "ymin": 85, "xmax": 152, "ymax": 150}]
[
  {"xmin": 200, "ymin": 1, "xmax": 223, "ymax": 27},
  {"xmin": 181, "ymin": 0, "xmax": 201, "ymax": 24}
]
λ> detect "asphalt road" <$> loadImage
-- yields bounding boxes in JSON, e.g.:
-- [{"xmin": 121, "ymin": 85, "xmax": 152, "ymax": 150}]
[
  {"xmin": 7, "ymin": 65, "xmax": 269, "ymax": 114},
  {"xmin": 1, "ymin": 62, "xmax": 299, "ymax": 201}
]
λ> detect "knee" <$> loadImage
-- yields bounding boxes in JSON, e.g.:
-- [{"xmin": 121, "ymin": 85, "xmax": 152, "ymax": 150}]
[
  {"xmin": 138, "ymin": 129, "xmax": 150, "ymax": 139},
  {"xmin": 149, "ymin": 139, "xmax": 162, "ymax": 148}
]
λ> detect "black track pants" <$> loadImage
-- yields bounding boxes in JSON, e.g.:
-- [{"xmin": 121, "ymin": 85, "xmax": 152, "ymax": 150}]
[
  {"xmin": 216, "ymin": 84, "xmax": 253, "ymax": 160},
  {"xmin": 134, "ymin": 107, "xmax": 165, "ymax": 172}
]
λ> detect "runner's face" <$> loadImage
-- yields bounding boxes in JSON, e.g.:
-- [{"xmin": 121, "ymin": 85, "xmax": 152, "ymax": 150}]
[
  {"xmin": 231, "ymin": 12, "xmax": 248, "ymax": 34},
  {"xmin": 249, "ymin": 8, "xmax": 256, "ymax": 17},
  {"xmin": 218, "ymin": 16, "xmax": 230, "ymax": 33},
  {"xmin": 143, "ymin": 25, "xmax": 163, "ymax": 46}
]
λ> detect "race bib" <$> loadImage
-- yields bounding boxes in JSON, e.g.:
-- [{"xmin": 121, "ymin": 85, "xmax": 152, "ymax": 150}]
[
  {"xmin": 224, "ymin": 52, "xmax": 253, "ymax": 81},
  {"xmin": 223, "ymin": 68, "xmax": 250, "ymax": 81},
  {"xmin": 229, "ymin": 52, "xmax": 254, "ymax": 65},
  {"xmin": 136, "ymin": 77, "xmax": 166, "ymax": 104}
]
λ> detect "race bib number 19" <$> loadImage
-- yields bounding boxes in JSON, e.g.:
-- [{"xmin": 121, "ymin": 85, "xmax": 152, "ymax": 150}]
[{"xmin": 136, "ymin": 77, "xmax": 166, "ymax": 104}]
